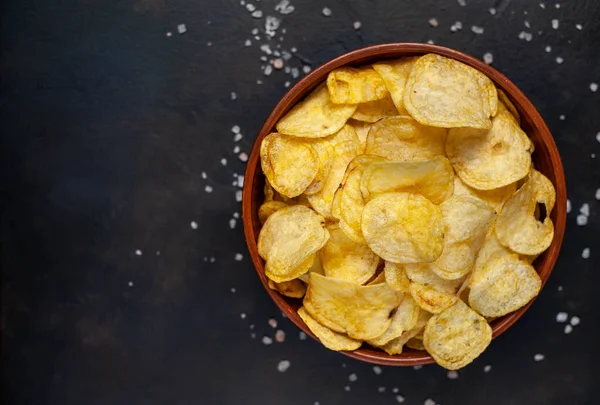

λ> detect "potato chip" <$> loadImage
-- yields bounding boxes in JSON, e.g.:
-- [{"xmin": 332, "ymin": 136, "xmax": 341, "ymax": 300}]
[
  {"xmin": 384, "ymin": 261, "xmax": 410, "ymax": 292},
  {"xmin": 453, "ymin": 176, "xmax": 517, "ymax": 213},
  {"xmin": 365, "ymin": 116, "xmax": 446, "ymax": 162},
  {"xmin": 379, "ymin": 310, "xmax": 432, "ymax": 355},
  {"xmin": 264, "ymin": 180, "xmax": 275, "ymax": 202},
  {"xmin": 268, "ymin": 278, "xmax": 307, "ymax": 298},
  {"xmin": 351, "ymin": 94, "xmax": 399, "ymax": 123},
  {"xmin": 348, "ymin": 120, "xmax": 371, "ymax": 153},
  {"xmin": 320, "ymin": 226, "xmax": 380, "ymax": 284},
  {"xmin": 303, "ymin": 140, "xmax": 334, "ymax": 195},
  {"xmin": 404, "ymin": 54, "xmax": 498, "ymax": 129},
  {"xmin": 368, "ymin": 295, "xmax": 420, "ymax": 346},
  {"xmin": 304, "ymin": 273, "xmax": 402, "ymax": 339},
  {"xmin": 409, "ymin": 282, "xmax": 458, "ymax": 314},
  {"xmin": 276, "ymin": 84, "xmax": 357, "ymax": 138},
  {"xmin": 298, "ymin": 306, "xmax": 362, "ymax": 351},
  {"xmin": 497, "ymin": 88, "xmax": 520, "ymax": 124},
  {"xmin": 327, "ymin": 67, "xmax": 388, "ymax": 104},
  {"xmin": 446, "ymin": 103, "xmax": 533, "ymax": 190},
  {"xmin": 495, "ymin": 169, "xmax": 556, "ymax": 255},
  {"xmin": 360, "ymin": 156, "xmax": 454, "ymax": 204},
  {"xmin": 298, "ymin": 253, "xmax": 325, "ymax": 283},
  {"xmin": 331, "ymin": 154, "xmax": 387, "ymax": 243},
  {"xmin": 367, "ymin": 270, "xmax": 386, "ymax": 285},
  {"xmin": 258, "ymin": 206, "xmax": 329, "ymax": 279},
  {"xmin": 469, "ymin": 254, "xmax": 541, "ymax": 317},
  {"xmin": 265, "ymin": 253, "xmax": 316, "ymax": 283},
  {"xmin": 472, "ymin": 222, "xmax": 511, "ymax": 275},
  {"xmin": 433, "ymin": 195, "xmax": 495, "ymax": 280},
  {"xmin": 361, "ymin": 192, "xmax": 445, "ymax": 263},
  {"xmin": 406, "ymin": 337, "xmax": 426, "ymax": 351},
  {"xmin": 403, "ymin": 262, "xmax": 464, "ymax": 294},
  {"xmin": 261, "ymin": 133, "xmax": 319, "ymax": 198},
  {"xmin": 423, "ymin": 300, "xmax": 492, "ymax": 370},
  {"xmin": 258, "ymin": 201, "xmax": 288, "ymax": 224},
  {"xmin": 372, "ymin": 57, "xmax": 418, "ymax": 113}
]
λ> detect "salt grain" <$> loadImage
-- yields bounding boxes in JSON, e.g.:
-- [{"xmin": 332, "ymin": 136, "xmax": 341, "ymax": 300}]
[
  {"xmin": 209, "ymin": 257, "xmax": 215, "ymax": 263},
  {"xmin": 262, "ymin": 336, "xmax": 273, "ymax": 345},
  {"xmin": 190, "ymin": 221, "xmax": 198, "ymax": 229},
  {"xmin": 545, "ymin": 46, "xmax": 552, "ymax": 52},
  {"xmin": 233, "ymin": 145, "xmax": 241, "ymax": 154},
  {"xmin": 245, "ymin": 39, "xmax": 252, "ymax": 46},
  {"xmin": 483, "ymin": 52, "xmax": 493, "ymax": 65},
  {"xmin": 235, "ymin": 253, "xmax": 243, "ymax": 261},
  {"xmin": 378, "ymin": 386, "xmax": 386, "ymax": 393},
  {"xmin": 582, "ymin": 248, "xmax": 590, "ymax": 259},
  {"xmin": 484, "ymin": 364, "xmax": 492, "ymax": 373},
  {"xmin": 533, "ymin": 353, "xmax": 545, "ymax": 361},
  {"xmin": 353, "ymin": 21, "xmax": 362, "ymax": 30},
  {"xmin": 450, "ymin": 21, "xmax": 463, "ymax": 32},
  {"xmin": 229, "ymin": 218, "xmax": 237, "ymax": 229},
  {"xmin": 558, "ymin": 285, "xmax": 563, "ymax": 291},
  {"xmin": 128, "ymin": 281, "xmax": 134, "ymax": 287},
  {"xmin": 231, "ymin": 125, "xmax": 240, "ymax": 134},
  {"xmin": 205, "ymin": 185, "xmax": 213, "ymax": 193},
  {"xmin": 392, "ymin": 388, "xmax": 399, "ymax": 393},
  {"xmin": 177, "ymin": 24, "xmax": 187, "ymax": 34},
  {"xmin": 231, "ymin": 92, "xmax": 238, "ymax": 100},
  {"xmin": 237, "ymin": 175, "xmax": 244, "ymax": 187},
  {"xmin": 275, "ymin": 329, "xmax": 286, "ymax": 342},
  {"xmin": 596, "ymin": 188, "xmax": 600, "ymax": 200},
  {"xmin": 268, "ymin": 318, "xmax": 278, "ymax": 328},
  {"xmin": 234, "ymin": 134, "xmax": 243, "ymax": 142},
  {"xmin": 284, "ymin": 81, "xmax": 290, "ymax": 88},
  {"xmin": 579, "ymin": 203, "xmax": 589, "ymax": 216},
  {"xmin": 348, "ymin": 373, "xmax": 358, "ymax": 382},
  {"xmin": 413, "ymin": 365, "xmax": 423, "ymax": 370},
  {"xmin": 221, "ymin": 158, "xmax": 227, "ymax": 166},
  {"xmin": 135, "ymin": 249, "xmax": 142, "ymax": 256},
  {"xmin": 231, "ymin": 287, "xmax": 236, "ymax": 293},
  {"xmin": 556, "ymin": 312, "xmax": 568, "ymax": 322},
  {"xmin": 233, "ymin": 212, "xmax": 239, "ymax": 219},
  {"xmin": 250, "ymin": 333, "xmax": 256, "ymax": 338},
  {"xmin": 424, "ymin": 399, "xmax": 436, "ymax": 405},
  {"xmin": 556, "ymin": 56, "xmax": 564, "ymax": 64},
  {"xmin": 566, "ymin": 199, "xmax": 571, "ymax": 213},
  {"xmin": 597, "ymin": 132, "xmax": 600, "ymax": 143},
  {"xmin": 156, "ymin": 250, "xmax": 160, "ymax": 256},
  {"xmin": 570, "ymin": 316, "xmax": 580, "ymax": 326},
  {"xmin": 576, "ymin": 24, "xmax": 583, "ymax": 30},
  {"xmin": 471, "ymin": 25, "xmax": 484, "ymax": 34},
  {"xmin": 524, "ymin": 20, "xmax": 531, "ymax": 28},
  {"xmin": 447, "ymin": 370, "xmax": 459, "ymax": 379},
  {"xmin": 264, "ymin": 65, "xmax": 273, "ymax": 76},
  {"xmin": 551, "ymin": 19, "xmax": 559, "ymax": 29},
  {"xmin": 373, "ymin": 366, "xmax": 382, "ymax": 375},
  {"xmin": 457, "ymin": 0, "xmax": 466, "ymax": 6},
  {"xmin": 240, "ymin": 313, "xmax": 247, "ymax": 319},
  {"xmin": 277, "ymin": 360, "xmax": 291, "ymax": 372},
  {"xmin": 564, "ymin": 324, "xmax": 573, "ymax": 334},
  {"xmin": 239, "ymin": 152, "xmax": 248, "ymax": 162},
  {"xmin": 322, "ymin": 7, "xmax": 332, "ymax": 17},
  {"xmin": 251, "ymin": 10, "xmax": 263, "ymax": 19},
  {"xmin": 299, "ymin": 331, "xmax": 307, "ymax": 340},
  {"xmin": 559, "ymin": 114, "xmax": 566, "ymax": 120},
  {"xmin": 246, "ymin": 3, "xmax": 256, "ymax": 12},
  {"xmin": 275, "ymin": 0, "xmax": 295, "ymax": 15},
  {"xmin": 518, "ymin": 31, "xmax": 533, "ymax": 41},
  {"xmin": 344, "ymin": 385, "xmax": 351, "ymax": 392},
  {"xmin": 235, "ymin": 190, "xmax": 242, "ymax": 202},
  {"xmin": 396, "ymin": 395, "xmax": 405, "ymax": 403},
  {"xmin": 427, "ymin": 40, "xmax": 435, "ymax": 45},
  {"xmin": 489, "ymin": 8, "xmax": 496, "ymax": 15},
  {"xmin": 302, "ymin": 65, "xmax": 311, "ymax": 74},
  {"xmin": 265, "ymin": 16, "xmax": 281, "ymax": 36},
  {"xmin": 590, "ymin": 83, "xmax": 598, "ymax": 92},
  {"xmin": 272, "ymin": 58, "xmax": 284, "ymax": 69},
  {"xmin": 166, "ymin": 32, "xmax": 172, "ymax": 37},
  {"xmin": 428, "ymin": 18, "xmax": 439, "ymax": 27}
]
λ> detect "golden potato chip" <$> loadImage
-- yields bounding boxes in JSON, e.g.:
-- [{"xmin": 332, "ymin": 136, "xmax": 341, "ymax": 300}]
[
  {"xmin": 446, "ymin": 103, "xmax": 533, "ymax": 190},
  {"xmin": 265, "ymin": 253, "xmax": 316, "ymax": 283},
  {"xmin": 258, "ymin": 206, "xmax": 329, "ymax": 279},
  {"xmin": 497, "ymin": 88, "xmax": 520, "ymax": 124},
  {"xmin": 406, "ymin": 337, "xmax": 426, "ymax": 351},
  {"xmin": 268, "ymin": 278, "xmax": 306, "ymax": 298},
  {"xmin": 409, "ymin": 282, "xmax": 457, "ymax": 314},
  {"xmin": 304, "ymin": 273, "xmax": 402, "ymax": 339},
  {"xmin": 495, "ymin": 169, "xmax": 556, "ymax": 255},
  {"xmin": 379, "ymin": 310, "xmax": 432, "ymax": 355},
  {"xmin": 298, "ymin": 253, "xmax": 325, "ymax": 283},
  {"xmin": 261, "ymin": 133, "xmax": 319, "ymax": 198},
  {"xmin": 367, "ymin": 270, "xmax": 386, "ymax": 285},
  {"xmin": 384, "ymin": 261, "xmax": 410, "ymax": 292},
  {"xmin": 433, "ymin": 195, "xmax": 495, "ymax": 280},
  {"xmin": 360, "ymin": 156, "xmax": 454, "ymax": 204},
  {"xmin": 276, "ymin": 84, "xmax": 357, "ymax": 138},
  {"xmin": 351, "ymin": 94, "xmax": 399, "ymax": 123},
  {"xmin": 404, "ymin": 54, "xmax": 498, "ymax": 129},
  {"xmin": 258, "ymin": 201, "xmax": 288, "ymax": 224},
  {"xmin": 320, "ymin": 226, "xmax": 380, "ymax": 284},
  {"xmin": 361, "ymin": 192, "xmax": 444, "ymax": 263},
  {"xmin": 472, "ymin": 222, "xmax": 511, "ymax": 275},
  {"xmin": 403, "ymin": 262, "xmax": 464, "ymax": 294},
  {"xmin": 298, "ymin": 306, "xmax": 362, "ymax": 351},
  {"xmin": 453, "ymin": 177, "xmax": 517, "ymax": 213},
  {"xmin": 264, "ymin": 180, "xmax": 275, "ymax": 202},
  {"xmin": 423, "ymin": 300, "xmax": 492, "ymax": 370},
  {"xmin": 368, "ymin": 295, "xmax": 420, "ymax": 346},
  {"xmin": 469, "ymin": 254, "xmax": 541, "ymax": 317},
  {"xmin": 365, "ymin": 116, "xmax": 446, "ymax": 162},
  {"xmin": 348, "ymin": 120, "xmax": 371, "ymax": 153},
  {"xmin": 303, "ymin": 140, "xmax": 334, "ymax": 195},
  {"xmin": 372, "ymin": 57, "xmax": 418, "ymax": 113},
  {"xmin": 327, "ymin": 67, "xmax": 388, "ymax": 104}
]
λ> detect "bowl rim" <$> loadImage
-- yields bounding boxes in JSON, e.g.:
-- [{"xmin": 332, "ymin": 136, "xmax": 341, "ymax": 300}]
[{"xmin": 242, "ymin": 42, "xmax": 567, "ymax": 366}]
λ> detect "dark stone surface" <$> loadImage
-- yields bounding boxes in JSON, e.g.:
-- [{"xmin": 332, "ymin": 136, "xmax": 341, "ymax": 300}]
[{"xmin": 1, "ymin": 0, "xmax": 598, "ymax": 404}]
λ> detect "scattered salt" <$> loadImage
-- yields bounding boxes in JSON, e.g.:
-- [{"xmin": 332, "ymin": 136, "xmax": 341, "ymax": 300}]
[
  {"xmin": 484, "ymin": 364, "xmax": 492, "ymax": 373},
  {"xmin": 559, "ymin": 114, "xmax": 566, "ymax": 120},
  {"xmin": 251, "ymin": 10, "xmax": 263, "ymax": 19},
  {"xmin": 190, "ymin": 221, "xmax": 198, "ymax": 229},
  {"xmin": 413, "ymin": 365, "xmax": 423, "ymax": 370},
  {"xmin": 234, "ymin": 134, "xmax": 243, "ymax": 142},
  {"xmin": 237, "ymin": 175, "xmax": 244, "ymax": 187},
  {"xmin": 322, "ymin": 7, "xmax": 332, "ymax": 17},
  {"xmin": 556, "ymin": 312, "xmax": 568, "ymax": 322},
  {"xmin": 457, "ymin": 0, "xmax": 466, "ymax": 6},
  {"xmin": 273, "ymin": 58, "xmax": 284, "ymax": 69},
  {"xmin": 177, "ymin": 24, "xmax": 187, "ymax": 34},
  {"xmin": 135, "ymin": 249, "xmax": 142, "ymax": 256},
  {"xmin": 275, "ymin": 329, "xmax": 286, "ymax": 342},
  {"xmin": 205, "ymin": 185, "xmax": 213, "ymax": 193},
  {"xmin": 396, "ymin": 395, "xmax": 405, "ymax": 403},
  {"xmin": 564, "ymin": 324, "xmax": 573, "ymax": 334},
  {"xmin": 483, "ymin": 52, "xmax": 493, "ymax": 64},
  {"xmin": 551, "ymin": 19, "xmax": 559, "ymax": 29},
  {"xmin": 235, "ymin": 253, "xmax": 243, "ymax": 261},
  {"xmin": 262, "ymin": 336, "xmax": 273, "ymax": 345},
  {"xmin": 450, "ymin": 21, "xmax": 463, "ymax": 32},
  {"xmin": 489, "ymin": 8, "xmax": 496, "ymax": 15},
  {"xmin": 275, "ymin": 0, "xmax": 295, "ymax": 15},
  {"xmin": 245, "ymin": 39, "xmax": 252, "ymax": 46},
  {"xmin": 231, "ymin": 287, "xmax": 236, "ymax": 293},
  {"xmin": 591, "ymin": 83, "xmax": 598, "ymax": 92},
  {"xmin": 239, "ymin": 152, "xmax": 249, "ymax": 162},
  {"xmin": 447, "ymin": 370, "xmax": 459, "ymax": 379},
  {"xmin": 348, "ymin": 373, "xmax": 358, "ymax": 382},
  {"xmin": 471, "ymin": 25, "xmax": 484, "ymax": 34},
  {"xmin": 582, "ymin": 248, "xmax": 590, "ymax": 259},
  {"xmin": 209, "ymin": 257, "xmax": 215, "ymax": 263},
  {"xmin": 524, "ymin": 20, "xmax": 531, "ymax": 28},
  {"xmin": 299, "ymin": 331, "xmax": 307, "ymax": 340},
  {"xmin": 353, "ymin": 21, "xmax": 362, "ymax": 30},
  {"xmin": 556, "ymin": 56, "xmax": 564, "ymax": 64},
  {"xmin": 518, "ymin": 31, "xmax": 533, "ymax": 41},
  {"xmin": 231, "ymin": 125, "xmax": 241, "ymax": 134},
  {"xmin": 545, "ymin": 45, "xmax": 552, "ymax": 53},
  {"xmin": 373, "ymin": 366, "xmax": 382, "ymax": 375},
  {"xmin": 229, "ymin": 218, "xmax": 237, "ymax": 229},
  {"xmin": 571, "ymin": 316, "xmax": 581, "ymax": 326},
  {"xmin": 128, "ymin": 281, "xmax": 134, "ymax": 287},
  {"xmin": 533, "ymin": 353, "xmax": 545, "ymax": 361},
  {"xmin": 231, "ymin": 92, "xmax": 238, "ymax": 100},
  {"xmin": 156, "ymin": 250, "xmax": 160, "ymax": 255},
  {"xmin": 233, "ymin": 212, "xmax": 240, "ymax": 219},
  {"xmin": 567, "ymin": 199, "xmax": 571, "ymax": 213},
  {"xmin": 392, "ymin": 388, "xmax": 399, "ymax": 393},
  {"xmin": 302, "ymin": 65, "xmax": 311, "ymax": 74},
  {"xmin": 424, "ymin": 399, "xmax": 436, "ymax": 405},
  {"xmin": 378, "ymin": 386, "xmax": 386, "ymax": 393},
  {"xmin": 233, "ymin": 145, "xmax": 241, "ymax": 154},
  {"xmin": 277, "ymin": 360, "xmax": 291, "ymax": 372},
  {"xmin": 579, "ymin": 203, "xmax": 589, "ymax": 216},
  {"xmin": 596, "ymin": 188, "xmax": 600, "ymax": 200},
  {"xmin": 235, "ymin": 190, "xmax": 242, "ymax": 202},
  {"xmin": 576, "ymin": 24, "xmax": 583, "ymax": 30},
  {"xmin": 221, "ymin": 158, "xmax": 227, "ymax": 166},
  {"xmin": 264, "ymin": 65, "xmax": 273, "ymax": 76},
  {"xmin": 240, "ymin": 313, "xmax": 247, "ymax": 319},
  {"xmin": 268, "ymin": 318, "xmax": 278, "ymax": 328}
]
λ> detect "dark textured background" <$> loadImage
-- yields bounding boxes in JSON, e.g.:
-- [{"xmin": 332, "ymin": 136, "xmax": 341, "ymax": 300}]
[{"xmin": 1, "ymin": 0, "xmax": 599, "ymax": 404}]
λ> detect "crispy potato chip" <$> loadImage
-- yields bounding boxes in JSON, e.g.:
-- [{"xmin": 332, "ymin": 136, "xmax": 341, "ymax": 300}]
[
  {"xmin": 469, "ymin": 254, "xmax": 541, "ymax": 317},
  {"xmin": 298, "ymin": 306, "xmax": 362, "ymax": 351},
  {"xmin": 351, "ymin": 95, "xmax": 399, "ymax": 123},
  {"xmin": 472, "ymin": 222, "xmax": 512, "ymax": 275},
  {"xmin": 446, "ymin": 103, "xmax": 533, "ymax": 190},
  {"xmin": 276, "ymin": 84, "xmax": 357, "ymax": 138},
  {"xmin": 362, "ymin": 192, "xmax": 445, "ymax": 263},
  {"xmin": 423, "ymin": 300, "xmax": 492, "ymax": 370},
  {"xmin": 304, "ymin": 273, "xmax": 402, "ymax": 339},
  {"xmin": 327, "ymin": 67, "xmax": 388, "ymax": 104},
  {"xmin": 258, "ymin": 206, "xmax": 329, "ymax": 279},
  {"xmin": 348, "ymin": 120, "xmax": 371, "ymax": 153},
  {"xmin": 303, "ymin": 140, "xmax": 334, "ymax": 195},
  {"xmin": 409, "ymin": 282, "xmax": 457, "ymax": 314},
  {"xmin": 497, "ymin": 88, "xmax": 520, "ymax": 124},
  {"xmin": 368, "ymin": 296, "xmax": 420, "ymax": 346},
  {"xmin": 433, "ymin": 195, "xmax": 495, "ymax": 280},
  {"xmin": 264, "ymin": 180, "xmax": 275, "ymax": 202},
  {"xmin": 379, "ymin": 310, "xmax": 432, "ymax": 355},
  {"xmin": 298, "ymin": 253, "xmax": 325, "ymax": 283},
  {"xmin": 404, "ymin": 54, "xmax": 498, "ymax": 129},
  {"xmin": 367, "ymin": 270, "xmax": 386, "ymax": 285},
  {"xmin": 360, "ymin": 156, "xmax": 454, "ymax": 204},
  {"xmin": 372, "ymin": 57, "xmax": 418, "ymax": 113},
  {"xmin": 406, "ymin": 337, "xmax": 426, "ymax": 351},
  {"xmin": 261, "ymin": 133, "xmax": 319, "ymax": 198},
  {"xmin": 320, "ymin": 226, "xmax": 380, "ymax": 284},
  {"xmin": 495, "ymin": 169, "xmax": 556, "ymax": 255},
  {"xmin": 259, "ymin": 201, "xmax": 288, "ymax": 224},
  {"xmin": 384, "ymin": 261, "xmax": 410, "ymax": 292},
  {"xmin": 268, "ymin": 278, "xmax": 307, "ymax": 298},
  {"xmin": 403, "ymin": 262, "xmax": 464, "ymax": 294},
  {"xmin": 365, "ymin": 116, "xmax": 446, "ymax": 162},
  {"xmin": 266, "ymin": 253, "xmax": 316, "ymax": 283},
  {"xmin": 453, "ymin": 177, "xmax": 517, "ymax": 213}
]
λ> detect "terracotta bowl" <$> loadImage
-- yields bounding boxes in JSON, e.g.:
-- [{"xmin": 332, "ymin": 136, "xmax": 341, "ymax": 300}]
[{"xmin": 242, "ymin": 43, "xmax": 567, "ymax": 366}]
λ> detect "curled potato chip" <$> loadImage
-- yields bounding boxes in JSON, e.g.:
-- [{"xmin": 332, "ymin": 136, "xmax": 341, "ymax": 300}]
[
  {"xmin": 472, "ymin": 222, "xmax": 511, "ymax": 275},
  {"xmin": 304, "ymin": 273, "xmax": 402, "ymax": 339},
  {"xmin": 327, "ymin": 67, "xmax": 388, "ymax": 104},
  {"xmin": 261, "ymin": 133, "xmax": 319, "ymax": 198},
  {"xmin": 434, "ymin": 195, "xmax": 495, "ymax": 280},
  {"xmin": 298, "ymin": 307, "xmax": 362, "ymax": 351},
  {"xmin": 409, "ymin": 282, "xmax": 457, "ymax": 314},
  {"xmin": 351, "ymin": 95, "xmax": 399, "ymax": 123},
  {"xmin": 403, "ymin": 262, "xmax": 464, "ymax": 294},
  {"xmin": 368, "ymin": 295, "xmax": 420, "ymax": 346},
  {"xmin": 379, "ymin": 310, "xmax": 432, "ymax": 355},
  {"xmin": 372, "ymin": 57, "xmax": 418, "ymax": 113},
  {"xmin": 268, "ymin": 278, "xmax": 306, "ymax": 298},
  {"xmin": 303, "ymin": 140, "xmax": 334, "ymax": 195},
  {"xmin": 469, "ymin": 254, "xmax": 541, "ymax": 317},
  {"xmin": 404, "ymin": 54, "xmax": 498, "ymax": 129},
  {"xmin": 259, "ymin": 201, "xmax": 288, "ymax": 224},
  {"xmin": 360, "ymin": 156, "xmax": 454, "ymax": 204},
  {"xmin": 266, "ymin": 253, "xmax": 316, "ymax": 283},
  {"xmin": 276, "ymin": 84, "xmax": 357, "ymax": 138},
  {"xmin": 453, "ymin": 176, "xmax": 517, "ymax": 213},
  {"xmin": 365, "ymin": 116, "xmax": 446, "ymax": 162},
  {"xmin": 424, "ymin": 300, "xmax": 492, "ymax": 370},
  {"xmin": 406, "ymin": 337, "xmax": 426, "ymax": 351},
  {"xmin": 446, "ymin": 103, "xmax": 533, "ymax": 190},
  {"xmin": 320, "ymin": 226, "xmax": 380, "ymax": 284},
  {"xmin": 367, "ymin": 270, "xmax": 386, "ymax": 285},
  {"xmin": 497, "ymin": 88, "xmax": 520, "ymax": 124},
  {"xmin": 362, "ymin": 192, "xmax": 445, "ymax": 263},
  {"xmin": 495, "ymin": 169, "xmax": 556, "ymax": 255},
  {"xmin": 258, "ymin": 206, "xmax": 329, "ymax": 279},
  {"xmin": 384, "ymin": 261, "xmax": 410, "ymax": 292}
]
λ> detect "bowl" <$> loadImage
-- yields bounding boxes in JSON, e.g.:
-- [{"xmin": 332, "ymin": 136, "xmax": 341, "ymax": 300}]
[{"xmin": 242, "ymin": 43, "xmax": 567, "ymax": 366}]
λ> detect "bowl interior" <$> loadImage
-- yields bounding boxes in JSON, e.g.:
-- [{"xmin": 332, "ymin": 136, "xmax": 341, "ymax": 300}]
[{"xmin": 242, "ymin": 43, "xmax": 567, "ymax": 366}]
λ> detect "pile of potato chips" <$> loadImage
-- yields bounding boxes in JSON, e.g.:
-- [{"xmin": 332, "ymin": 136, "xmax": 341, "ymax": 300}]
[{"xmin": 257, "ymin": 53, "xmax": 556, "ymax": 370}]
